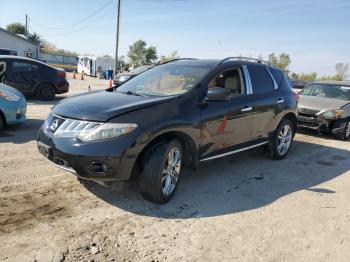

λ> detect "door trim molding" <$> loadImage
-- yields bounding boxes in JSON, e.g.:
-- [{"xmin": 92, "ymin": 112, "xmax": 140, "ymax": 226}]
[{"xmin": 199, "ymin": 141, "xmax": 268, "ymax": 162}]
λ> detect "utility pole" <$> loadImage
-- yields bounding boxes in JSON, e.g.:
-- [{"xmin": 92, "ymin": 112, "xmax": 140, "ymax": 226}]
[
  {"xmin": 115, "ymin": 0, "xmax": 121, "ymax": 72},
  {"xmin": 25, "ymin": 14, "xmax": 28, "ymax": 37}
]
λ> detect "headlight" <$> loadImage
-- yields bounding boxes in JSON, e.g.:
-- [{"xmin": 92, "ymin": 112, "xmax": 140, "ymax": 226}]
[
  {"xmin": 76, "ymin": 123, "xmax": 138, "ymax": 141},
  {"xmin": 0, "ymin": 90, "xmax": 21, "ymax": 101},
  {"xmin": 317, "ymin": 109, "xmax": 344, "ymax": 119}
]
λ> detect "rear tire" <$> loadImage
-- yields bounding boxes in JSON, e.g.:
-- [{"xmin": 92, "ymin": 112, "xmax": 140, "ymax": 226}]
[
  {"xmin": 338, "ymin": 119, "xmax": 350, "ymax": 141},
  {"xmin": 0, "ymin": 114, "xmax": 4, "ymax": 129},
  {"xmin": 36, "ymin": 83, "xmax": 56, "ymax": 101},
  {"xmin": 139, "ymin": 140, "xmax": 182, "ymax": 204},
  {"xmin": 268, "ymin": 118, "xmax": 295, "ymax": 160}
]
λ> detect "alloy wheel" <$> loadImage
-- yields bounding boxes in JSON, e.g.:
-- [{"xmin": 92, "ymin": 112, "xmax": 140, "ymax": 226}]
[
  {"xmin": 161, "ymin": 147, "xmax": 181, "ymax": 196},
  {"xmin": 346, "ymin": 121, "xmax": 350, "ymax": 139},
  {"xmin": 277, "ymin": 124, "xmax": 292, "ymax": 155}
]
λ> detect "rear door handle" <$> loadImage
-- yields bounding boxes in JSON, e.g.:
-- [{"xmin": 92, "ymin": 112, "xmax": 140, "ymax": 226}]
[
  {"xmin": 277, "ymin": 99, "xmax": 285, "ymax": 104},
  {"xmin": 241, "ymin": 106, "xmax": 252, "ymax": 112}
]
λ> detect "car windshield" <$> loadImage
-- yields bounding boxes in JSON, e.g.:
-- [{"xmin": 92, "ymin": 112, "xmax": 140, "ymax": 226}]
[
  {"xmin": 130, "ymin": 65, "xmax": 153, "ymax": 75},
  {"xmin": 117, "ymin": 63, "xmax": 211, "ymax": 96},
  {"xmin": 300, "ymin": 84, "xmax": 350, "ymax": 101}
]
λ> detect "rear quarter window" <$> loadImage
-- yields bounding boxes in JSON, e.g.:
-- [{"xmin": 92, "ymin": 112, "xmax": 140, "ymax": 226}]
[
  {"xmin": 269, "ymin": 68, "xmax": 284, "ymax": 87},
  {"xmin": 247, "ymin": 65, "xmax": 274, "ymax": 94}
]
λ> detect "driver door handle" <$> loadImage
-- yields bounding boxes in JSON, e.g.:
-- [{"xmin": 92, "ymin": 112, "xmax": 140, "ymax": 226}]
[
  {"xmin": 241, "ymin": 106, "xmax": 252, "ymax": 112},
  {"xmin": 277, "ymin": 98, "xmax": 285, "ymax": 104}
]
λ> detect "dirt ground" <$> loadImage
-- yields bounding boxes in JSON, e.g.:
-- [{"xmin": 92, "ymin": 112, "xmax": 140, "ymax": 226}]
[{"xmin": 0, "ymin": 75, "xmax": 350, "ymax": 262}]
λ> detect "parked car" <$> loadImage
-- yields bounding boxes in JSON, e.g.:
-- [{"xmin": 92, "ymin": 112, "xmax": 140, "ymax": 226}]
[
  {"xmin": 292, "ymin": 80, "xmax": 309, "ymax": 91},
  {"xmin": 37, "ymin": 57, "xmax": 298, "ymax": 203},
  {"xmin": 0, "ymin": 56, "xmax": 69, "ymax": 100},
  {"xmin": 0, "ymin": 48, "xmax": 17, "ymax": 56},
  {"xmin": 297, "ymin": 81, "xmax": 350, "ymax": 140},
  {"xmin": 0, "ymin": 83, "xmax": 27, "ymax": 129},
  {"xmin": 113, "ymin": 65, "xmax": 153, "ymax": 86}
]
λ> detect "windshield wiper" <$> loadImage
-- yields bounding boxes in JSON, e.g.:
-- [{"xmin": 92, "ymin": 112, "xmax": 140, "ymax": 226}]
[{"xmin": 117, "ymin": 90, "xmax": 145, "ymax": 97}]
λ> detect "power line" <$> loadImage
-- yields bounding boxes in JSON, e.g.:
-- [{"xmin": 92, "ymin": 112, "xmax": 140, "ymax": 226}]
[
  {"xmin": 29, "ymin": 0, "xmax": 114, "ymax": 30},
  {"xmin": 29, "ymin": 7, "xmax": 115, "ymax": 37}
]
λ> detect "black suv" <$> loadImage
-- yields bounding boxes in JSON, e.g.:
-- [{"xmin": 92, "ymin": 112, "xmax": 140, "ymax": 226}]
[
  {"xmin": 0, "ymin": 56, "xmax": 69, "ymax": 100},
  {"xmin": 37, "ymin": 58, "xmax": 298, "ymax": 203}
]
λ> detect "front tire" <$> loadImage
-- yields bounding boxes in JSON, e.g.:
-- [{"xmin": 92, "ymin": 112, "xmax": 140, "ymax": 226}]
[
  {"xmin": 139, "ymin": 140, "xmax": 182, "ymax": 204},
  {"xmin": 36, "ymin": 83, "xmax": 56, "ymax": 101},
  {"xmin": 268, "ymin": 118, "xmax": 295, "ymax": 160},
  {"xmin": 0, "ymin": 114, "xmax": 4, "ymax": 129},
  {"xmin": 338, "ymin": 119, "xmax": 350, "ymax": 141}
]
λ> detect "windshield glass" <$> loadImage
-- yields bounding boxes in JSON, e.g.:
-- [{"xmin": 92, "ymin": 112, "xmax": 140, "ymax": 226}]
[
  {"xmin": 130, "ymin": 65, "xmax": 153, "ymax": 75},
  {"xmin": 300, "ymin": 84, "xmax": 350, "ymax": 101},
  {"xmin": 117, "ymin": 63, "xmax": 211, "ymax": 96}
]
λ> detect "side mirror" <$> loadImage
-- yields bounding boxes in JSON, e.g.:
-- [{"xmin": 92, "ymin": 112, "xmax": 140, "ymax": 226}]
[{"xmin": 206, "ymin": 87, "xmax": 230, "ymax": 101}]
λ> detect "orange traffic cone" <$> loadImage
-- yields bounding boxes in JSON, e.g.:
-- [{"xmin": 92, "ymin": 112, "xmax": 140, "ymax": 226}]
[
  {"xmin": 72, "ymin": 71, "xmax": 76, "ymax": 79},
  {"xmin": 109, "ymin": 78, "xmax": 113, "ymax": 88},
  {"xmin": 88, "ymin": 85, "xmax": 91, "ymax": 92},
  {"xmin": 80, "ymin": 73, "xmax": 84, "ymax": 80}
]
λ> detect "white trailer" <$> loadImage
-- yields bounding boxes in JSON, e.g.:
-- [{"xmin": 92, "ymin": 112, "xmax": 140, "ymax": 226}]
[{"xmin": 77, "ymin": 56, "xmax": 115, "ymax": 77}]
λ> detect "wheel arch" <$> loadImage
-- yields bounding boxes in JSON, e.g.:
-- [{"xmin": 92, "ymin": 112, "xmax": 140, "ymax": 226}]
[
  {"xmin": 35, "ymin": 81, "xmax": 57, "ymax": 93},
  {"xmin": 130, "ymin": 130, "xmax": 198, "ymax": 180},
  {"xmin": 282, "ymin": 112, "xmax": 297, "ymax": 135}
]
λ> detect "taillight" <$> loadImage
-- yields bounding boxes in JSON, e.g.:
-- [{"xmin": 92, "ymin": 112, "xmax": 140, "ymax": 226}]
[
  {"xmin": 293, "ymin": 89, "xmax": 299, "ymax": 103},
  {"xmin": 57, "ymin": 70, "xmax": 66, "ymax": 78}
]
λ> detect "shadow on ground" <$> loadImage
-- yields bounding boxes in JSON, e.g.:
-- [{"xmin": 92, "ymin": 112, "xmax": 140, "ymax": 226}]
[
  {"xmin": 26, "ymin": 95, "xmax": 67, "ymax": 106},
  {"xmin": 297, "ymin": 127, "xmax": 349, "ymax": 142},
  {"xmin": 0, "ymin": 118, "xmax": 43, "ymax": 144},
  {"xmin": 83, "ymin": 140, "xmax": 350, "ymax": 219}
]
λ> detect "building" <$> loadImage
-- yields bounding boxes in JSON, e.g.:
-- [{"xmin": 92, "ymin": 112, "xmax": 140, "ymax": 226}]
[{"xmin": 0, "ymin": 27, "xmax": 40, "ymax": 59}]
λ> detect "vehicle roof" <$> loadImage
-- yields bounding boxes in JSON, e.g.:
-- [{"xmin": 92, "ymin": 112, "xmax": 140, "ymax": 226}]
[
  {"xmin": 166, "ymin": 59, "xmax": 276, "ymax": 69},
  {"xmin": 0, "ymin": 55, "xmax": 51, "ymax": 67},
  {"xmin": 312, "ymin": 80, "xmax": 350, "ymax": 86}
]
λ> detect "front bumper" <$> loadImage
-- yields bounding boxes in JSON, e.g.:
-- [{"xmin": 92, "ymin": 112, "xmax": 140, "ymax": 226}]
[
  {"xmin": 297, "ymin": 115, "xmax": 347, "ymax": 134},
  {"xmin": 36, "ymin": 127, "xmax": 138, "ymax": 182}
]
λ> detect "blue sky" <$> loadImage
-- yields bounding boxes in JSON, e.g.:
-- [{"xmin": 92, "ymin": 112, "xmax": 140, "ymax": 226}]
[{"xmin": 1, "ymin": 0, "xmax": 349, "ymax": 76}]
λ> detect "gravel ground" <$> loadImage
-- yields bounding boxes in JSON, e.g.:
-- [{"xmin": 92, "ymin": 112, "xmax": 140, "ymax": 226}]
[{"xmin": 0, "ymin": 75, "xmax": 350, "ymax": 261}]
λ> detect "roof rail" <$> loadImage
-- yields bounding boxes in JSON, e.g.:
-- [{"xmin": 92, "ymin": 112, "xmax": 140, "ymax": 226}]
[
  {"xmin": 159, "ymin": 58, "xmax": 198, "ymax": 65},
  {"xmin": 218, "ymin": 57, "xmax": 274, "ymax": 67}
]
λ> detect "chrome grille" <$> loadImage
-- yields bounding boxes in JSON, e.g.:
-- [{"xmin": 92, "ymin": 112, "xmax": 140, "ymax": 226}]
[
  {"xmin": 43, "ymin": 113, "xmax": 101, "ymax": 137},
  {"xmin": 298, "ymin": 107, "xmax": 320, "ymax": 117}
]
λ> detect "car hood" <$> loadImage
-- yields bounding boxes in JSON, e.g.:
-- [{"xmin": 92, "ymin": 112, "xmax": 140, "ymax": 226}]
[
  {"xmin": 0, "ymin": 83, "xmax": 24, "ymax": 97},
  {"xmin": 52, "ymin": 90, "xmax": 173, "ymax": 122},
  {"xmin": 114, "ymin": 73, "xmax": 133, "ymax": 79},
  {"xmin": 299, "ymin": 95, "xmax": 350, "ymax": 111}
]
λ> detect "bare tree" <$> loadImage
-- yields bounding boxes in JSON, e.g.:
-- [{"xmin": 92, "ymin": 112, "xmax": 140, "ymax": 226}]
[{"xmin": 335, "ymin": 63, "xmax": 349, "ymax": 80}]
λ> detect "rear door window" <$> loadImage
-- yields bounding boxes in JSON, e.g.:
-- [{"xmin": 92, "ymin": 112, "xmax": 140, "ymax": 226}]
[
  {"xmin": 11, "ymin": 61, "xmax": 39, "ymax": 73},
  {"xmin": 248, "ymin": 65, "xmax": 274, "ymax": 94}
]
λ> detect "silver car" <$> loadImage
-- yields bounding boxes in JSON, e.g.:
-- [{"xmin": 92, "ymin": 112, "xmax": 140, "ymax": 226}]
[{"xmin": 297, "ymin": 81, "xmax": 350, "ymax": 140}]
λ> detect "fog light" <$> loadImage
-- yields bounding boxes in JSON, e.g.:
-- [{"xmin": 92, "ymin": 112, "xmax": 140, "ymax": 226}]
[{"xmin": 89, "ymin": 162, "xmax": 108, "ymax": 174}]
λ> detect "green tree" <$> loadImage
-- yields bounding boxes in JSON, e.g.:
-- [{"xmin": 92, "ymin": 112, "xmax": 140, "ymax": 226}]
[
  {"xmin": 267, "ymin": 53, "xmax": 291, "ymax": 75},
  {"xmin": 6, "ymin": 22, "xmax": 26, "ymax": 35},
  {"xmin": 298, "ymin": 72, "xmax": 317, "ymax": 81},
  {"xmin": 159, "ymin": 51, "xmax": 180, "ymax": 64},
  {"xmin": 335, "ymin": 62, "xmax": 349, "ymax": 80},
  {"xmin": 28, "ymin": 32, "xmax": 41, "ymax": 42},
  {"xmin": 127, "ymin": 40, "xmax": 158, "ymax": 67},
  {"xmin": 318, "ymin": 75, "xmax": 342, "ymax": 81},
  {"xmin": 290, "ymin": 73, "xmax": 299, "ymax": 80}
]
